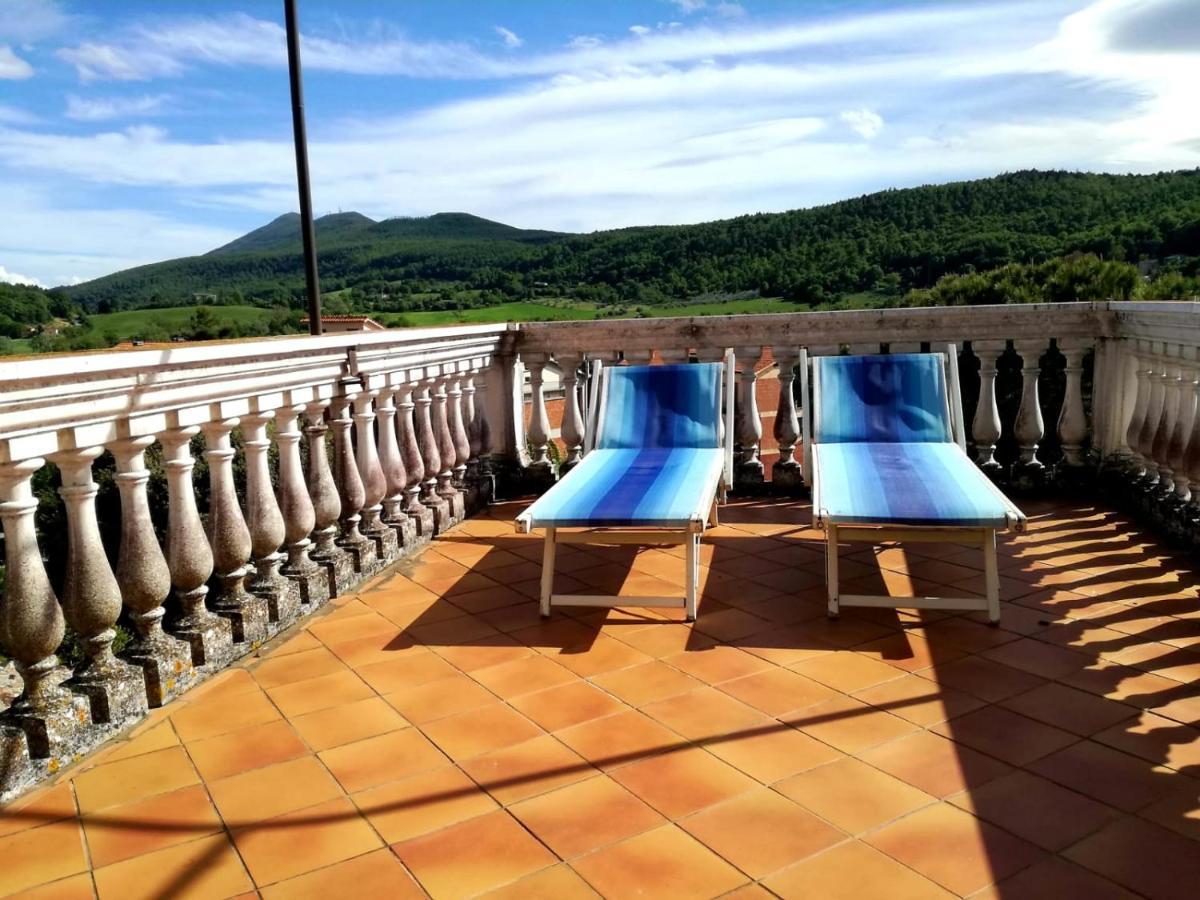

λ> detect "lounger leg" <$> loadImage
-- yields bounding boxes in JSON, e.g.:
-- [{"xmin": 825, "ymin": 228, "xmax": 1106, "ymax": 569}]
[
  {"xmin": 983, "ymin": 529, "xmax": 1000, "ymax": 626},
  {"xmin": 826, "ymin": 524, "xmax": 840, "ymax": 619},
  {"xmin": 709, "ymin": 495, "xmax": 719, "ymax": 526},
  {"xmin": 540, "ymin": 527, "xmax": 556, "ymax": 618},
  {"xmin": 685, "ymin": 534, "xmax": 698, "ymax": 622}
]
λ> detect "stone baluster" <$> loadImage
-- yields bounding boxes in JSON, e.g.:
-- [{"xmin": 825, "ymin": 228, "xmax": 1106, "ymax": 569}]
[
  {"xmin": 376, "ymin": 383, "xmax": 416, "ymax": 549},
  {"xmin": 241, "ymin": 405, "xmax": 296, "ymax": 630},
  {"xmin": 468, "ymin": 366, "xmax": 495, "ymax": 505},
  {"xmin": 110, "ymin": 436, "xmax": 193, "ymax": 706},
  {"xmin": 772, "ymin": 347, "xmax": 803, "ymax": 491},
  {"xmin": 1136, "ymin": 343, "xmax": 1167, "ymax": 487},
  {"xmin": 1056, "ymin": 341, "xmax": 1090, "ymax": 468},
  {"xmin": 159, "ymin": 427, "xmax": 231, "ymax": 669},
  {"xmin": 275, "ymin": 403, "xmax": 328, "ymax": 606},
  {"xmin": 449, "ymin": 371, "xmax": 471, "ymax": 490},
  {"xmin": 330, "ymin": 389, "xmax": 377, "ymax": 575},
  {"xmin": 1167, "ymin": 349, "xmax": 1198, "ymax": 502},
  {"xmin": 304, "ymin": 400, "xmax": 354, "ymax": 595},
  {"xmin": 972, "ymin": 341, "xmax": 1005, "ymax": 471},
  {"xmin": 735, "ymin": 346, "xmax": 764, "ymax": 488},
  {"xmin": 1184, "ymin": 371, "xmax": 1200, "ymax": 516},
  {"xmin": 414, "ymin": 378, "xmax": 450, "ymax": 532},
  {"xmin": 355, "ymin": 384, "xmax": 399, "ymax": 563},
  {"xmin": 558, "ymin": 354, "xmax": 585, "ymax": 474},
  {"xmin": 1150, "ymin": 345, "xmax": 1182, "ymax": 493},
  {"xmin": 1124, "ymin": 340, "xmax": 1153, "ymax": 476},
  {"xmin": 1013, "ymin": 339, "xmax": 1047, "ymax": 473},
  {"xmin": 398, "ymin": 384, "xmax": 435, "ymax": 536},
  {"xmin": 0, "ymin": 458, "xmax": 76, "ymax": 759},
  {"xmin": 432, "ymin": 372, "xmax": 465, "ymax": 524},
  {"xmin": 525, "ymin": 354, "xmax": 554, "ymax": 480},
  {"xmin": 48, "ymin": 446, "xmax": 146, "ymax": 725},
  {"xmin": 202, "ymin": 417, "xmax": 268, "ymax": 646}
]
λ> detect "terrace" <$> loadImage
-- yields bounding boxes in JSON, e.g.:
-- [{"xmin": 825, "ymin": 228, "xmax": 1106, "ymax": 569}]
[{"xmin": 0, "ymin": 301, "xmax": 1198, "ymax": 898}]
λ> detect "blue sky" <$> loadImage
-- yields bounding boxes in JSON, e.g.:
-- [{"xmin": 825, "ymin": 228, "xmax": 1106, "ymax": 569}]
[{"xmin": 0, "ymin": 0, "xmax": 1197, "ymax": 287}]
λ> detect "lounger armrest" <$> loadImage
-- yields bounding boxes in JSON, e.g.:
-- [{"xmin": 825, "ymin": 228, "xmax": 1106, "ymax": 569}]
[{"xmin": 515, "ymin": 511, "xmax": 533, "ymax": 534}]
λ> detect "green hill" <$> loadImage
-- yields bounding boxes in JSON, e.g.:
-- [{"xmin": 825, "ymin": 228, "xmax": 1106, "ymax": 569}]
[{"xmin": 59, "ymin": 169, "xmax": 1200, "ymax": 312}]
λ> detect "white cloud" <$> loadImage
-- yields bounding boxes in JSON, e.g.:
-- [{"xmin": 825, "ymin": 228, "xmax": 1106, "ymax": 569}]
[
  {"xmin": 840, "ymin": 108, "xmax": 884, "ymax": 139},
  {"xmin": 567, "ymin": 35, "xmax": 604, "ymax": 50},
  {"xmin": 668, "ymin": 0, "xmax": 708, "ymax": 14},
  {"xmin": 0, "ymin": 264, "xmax": 45, "ymax": 287},
  {"xmin": 630, "ymin": 25, "xmax": 652, "ymax": 37},
  {"xmin": 0, "ymin": 45, "xmax": 33, "ymax": 79},
  {"xmin": 494, "ymin": 25, "xmax": 523, "ymax": 48},
  {"xmin": 0, "ymin": 104, "xmax": 37, "ymax": 125},
  {"xmin": 714, "ymin": 3, "xmax": 747, "ymax": 19},
  {"xmin": 65, "ymin": 93, "xmax": 169, "ymax": 121}
]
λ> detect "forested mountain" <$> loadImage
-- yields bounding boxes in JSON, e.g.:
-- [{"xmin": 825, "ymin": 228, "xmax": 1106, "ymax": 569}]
[{"xmin": 60, "ymin": 169, "xmax": 1200, "ymax": 312}]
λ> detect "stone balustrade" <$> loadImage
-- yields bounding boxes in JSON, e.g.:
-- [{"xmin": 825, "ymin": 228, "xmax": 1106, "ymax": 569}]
[{"xmin": 2, "ymin": 301, "xmax": 1199, "ymax": 802}]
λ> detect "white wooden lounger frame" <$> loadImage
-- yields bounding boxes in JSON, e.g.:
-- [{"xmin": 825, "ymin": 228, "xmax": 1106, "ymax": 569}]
[
  {"xmin": 515, "ymin": 352, "xmax": 736, "ymax": 621},
  {"xmin": 803, "ymin": 345, "xmax": 1026, "ymax": 625}
]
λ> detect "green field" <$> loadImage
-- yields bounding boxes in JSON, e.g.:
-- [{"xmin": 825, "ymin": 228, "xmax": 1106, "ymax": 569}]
[
  {"xmin": 88, "ymin": 305, "xmax": 274, "ymax": 338},
  {"xmin": 377, "ymin": 302, "xmax": 599, "ymax": 327}
]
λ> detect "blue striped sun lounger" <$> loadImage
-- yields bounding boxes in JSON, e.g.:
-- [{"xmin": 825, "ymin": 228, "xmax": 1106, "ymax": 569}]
[
  {"xmin": 516, "ymin": 358, "xmax": 734, "ymax": 620},
  {"xmin": 806, "ymin": 351, "xmax": 1025, "ymax": 623}
]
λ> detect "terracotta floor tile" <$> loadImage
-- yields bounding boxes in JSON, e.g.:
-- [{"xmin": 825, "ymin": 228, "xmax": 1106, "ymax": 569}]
[
  {"xmin": 433, "ymin": 635, "xmax": 536, "ymax": 672},
  {"xmin": 1061, "ymin": 660, "xmax": 1185, "ymax": 709},
  {"xmin": 291, "ymin": 696, "xmax": 408, "ymax": 751},
  {"xmin": 915, "ymin": 654, "xmax": 1047, "ymax": 703},
  {"xmin": 0, "ymin": 782, "xmax": 77, "ymax": 839},
  {"xmin": 169, "ymin": 687, "xmax": 282, "ymax": 742},
  {"xmin": 977, "ymin": 855, "xmax": 1140, "ymax": 900},
  {"xmin": 72, "ymin": 746, "xmax": 199, "ymax": 814},
  {"xmin": 716, "ymin": 667, "xmax": 838, "ymax": 717},
  {"xmin": 319, "ymin": 727, "xmax": 447, "ymax": 793},
  {"xmin": 866, "ymin": 802, "xmax": 1042, "ymax": 895},
  {"xmin": 642, "ymin": 687, "xmax": 769, "ymax": 741},
  {"xmin": 853, "ymin": 673, "xmax": 986, "ymax": 726},
  {"xmin": 1028, "ymin": 739, "xmax": 1183, "ymax": 812},
  {"xmin": 611, "ymin": 746, "xmax": 758, "ymax": 818},
  {"xmin": 784, "ymin": 695, "xmax": 918, "ymax": 754},
  {"xmin": 982, "ymin": 637, "xmax": 1089, "ymax": 679},
  {"xmin": 763, "ymin": 840, "xmax": 954, "ymax": 900},
  {"xmin": 1065, "ymin": 815, "xmax": 1200, "ymax": 900},
  {"xmin": 1148, "ymin": 692, "xmax": 1200, "ymax": 726},
  {"xmin": 1139, "ymin": 788, "xmax": 1200, "ymax": 842},
  {"xmin": 510, "ymin": 775, "xmax": 665, "ymax": 859},
  {"xmin": 461, "ymin": 735, "xmax": 594, "ymax": 804},
  {"xmin": 0, "ymin": 819, "xmax": 89, "ymax": 897},
  {"xmin": 182, "ymin": 667, "xmax": 259, "ymax": 703},
  {"xmin": 556, "ymin": 710, "xmax": 682, "ymax": 770},
  {"xmin": 665, "ymin": 645, "xmax": 772, "ymax": 684},
  {"xmin": 777, "ymin": 757, "xmax": 934, "ymax": 834},
  {"xmin": 98, "ymin": 720, "xmax": 180, "ymax": 765},
  {"xmin": 259, "ymin": 848, "xmax": 424, "ymax": 899},
  {"xmin": 421, "ymin": 702, "xmax": 543, "ymax": 760},
  {"xmin": 9, "ymin": 872, "xmax": 96, "ymax": 900},
  {"xmin": 589, "ymin": 661, "xmax": 703, "ymax": 707},
  {"xmin": 81, "ymin": 783, "xmax": 222, "ymax": 868},
  {"xmin": 1001, "ymin": 682, "xmax": 1137, "ymax": 736},
  {"xmin": 307, "ymin": 609, "xmax": 399, "ymax": 645},
  {"xmin": 619, "ymin": 623, "xmax": 717, "ymax": 658},
  {"xmin": 322, "ymin": 629, "xmax": 427, "ymax": 668},
  {"xmin": 510, "ymin": 681, "xmax": 626, "ymax": 732},
  {"xmin": 353, "ymin": 765, "xmax": 497, "ymax": 843},
  {"xmin": 680, "ymin": 787, "xmax": 843, "ymax": 878},
  {"xmin": 469, "ymin": 654, "xmax": 578, "ymax": 699},
  {"xmin": 476, "ymin": 864, "xmax": 601, "ymax": 899},
  {"xmin": 208, "ymin": 756, "xmax": 342, "ymax": 826},
  {"xmin": 509, "ymin": 617, "xmax": 599, "ymax": 650},
  {"xmin": 570, "ymin": 824, "xmax": 747, "ymax": 900},
  {"xmin": 250, "ymin": 646, "xmax": 348, "ymax": 689},
  {"xmin": 931, "ymin": 705, "xmax": 1077, "ymax": 766},
  {"xmin": 1093, "ymin": 710, "xmax": 1200, "ymax": 771},
  {"xmin": 231, "ymin": 796, "xmax": 383, "ymax": 887},
  {"xmin": 853, "ymin": 632, "xmax": 967, "ymax": 673},
  {"xmin": 354, "ymin": 652, "xmax": 460, "ymax": 694},
  {"xmin": 792, "ymin": 651, "xmax": 909, "ymax": 693},
  {"xmin": 692, "ymin": 607, "xmax": 773, "ymax": 643},
  {"xmin": 92, "ymin": 833, "xmax": 252, "ymax": 900},
  {"xmin": 393, "ymin": 809, "xmax": 556, "ymax": 899},
  {"xmin": 185, "ymin": 718, "xmax": 309, "ymax": 782},
  {"xmin": 947, "ymin": 769, "xmax": 1122, "ymax": 851},
  {"xmin": 860, "ymin": 731, "xmax": 1012, "ymax": 798},
  {"xmin": 383, "ymin": 672, "xmax": 495, "ymax": 724},
  {"xmin": 706, "ymin": 722, "xmax": 841, "ymax": 783},
  {"xmin": 547, "ymin": 635, "xmax": 654, "ymax": 678}
]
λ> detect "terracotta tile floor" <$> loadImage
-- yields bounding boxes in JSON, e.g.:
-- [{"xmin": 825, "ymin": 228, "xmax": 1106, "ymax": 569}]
[{"xmin": 2, "ymin": 497, "xmax": 1199, "ymax": 899}]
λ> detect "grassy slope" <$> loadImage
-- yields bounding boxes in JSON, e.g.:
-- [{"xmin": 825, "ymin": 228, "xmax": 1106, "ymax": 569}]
[{"xmin": 88, "ymin": 305, "xmax": 274, "ymax": 337}]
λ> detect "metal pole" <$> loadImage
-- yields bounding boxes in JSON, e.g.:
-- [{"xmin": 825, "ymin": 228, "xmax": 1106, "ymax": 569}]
[{"xmin": 285, "ymin": 0, "xmax": 322, "ymax": 336}]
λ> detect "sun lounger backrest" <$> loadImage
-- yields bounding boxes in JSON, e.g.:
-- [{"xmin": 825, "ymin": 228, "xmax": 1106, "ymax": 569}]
[
  {"xmin": 598, "ymin": 363, "xmax": 723, "ymax": 450},
  {"xmin": 813, "ymin": 354, "xmax": 953, "ymax": 444}
]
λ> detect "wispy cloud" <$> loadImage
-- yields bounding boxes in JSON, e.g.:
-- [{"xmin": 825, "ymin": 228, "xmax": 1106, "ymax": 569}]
[
  {"xmin": 494, "ymin": 25, "xmax": 523, "ymax": 49},
  {"xmin": 0, "ymin": 263, "xmax": 44, "ymax": 287},
  {"xmin": 0, "ymin": 45, "xmax": 33, "ymax": 79},
  {"xmin": 65, "ymin": 93, "xmax": 170, "ymax": 121},
  {"xmin": 840, "ymin": 108, "xmax": 884, "ymax": 139}
]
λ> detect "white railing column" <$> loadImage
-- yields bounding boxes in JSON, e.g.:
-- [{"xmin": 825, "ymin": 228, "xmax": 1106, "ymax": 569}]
[
  {"xmin": 1124, "ymin": 339, "xmax": 1153, "ymax": 475},
  {"xmin": 972, "ymin": 341, "xmax": 1005, "ymax": 471},
  {"xmin": 1167, "ymin": 349, "xmax": 1198, "ymax": 502},
  {"xmin": 0, "ymin": 458, "xmax": 77, "ymax": 759},
  {"xmin": 1137, "ymin": 343, "xmax": 1168, "ymax": 487},
  {"xmin": 772, "ymin": 347, "xmax": 803, "ymax": 490},
  {"xmin": 242, "ymin": 404, "xmax": 296, "ymax": 630},
  {"xmin": 558, "ymin": 354, "xmax": 585, "ymax": 473},
  {"xmin": 469, "ymin": 363, "xmax": 496, "ymax": 505},
  {"xmin": 330, "ymin": 388, "xmax": 377, "ymax": 575},
  {"xmin": 355, "ymin": 383, "xmax": 399, "ymax": 563},
  {"xmin": 1057, "ymin": 341, "xmax": 1090, "ymax": 467},
  {"xmin": 448, "ymin": 370, "xmax": 471, "ymax": 489},
  {"xmin": 735, "ymin": 346, "xmax": 765, "ymax": 488},
  {"xmin": 397, "ymin": 384, "xmax": 435, "ymax": 537},
  {"xmin": 415, "ymin": 377, "xmax": 450, "ymax": 532},
  {"xmin": 110, "ymin": 435, "xmax": 193, "ymax": 707},
  {"xmin": 1184, "ymin": 371, "xmax": 1200, "ymax": 515},
  {"xmin": 202, "ymin": 417, "xmax": 268, "ymax": 647},
  {"xmin": 1150, "ymin": 345, "xmax": 1182, "ymax": 493},
  {"xmin": 1013, "ymin": 339, "xmax": 1047, "ymax": 471},
  {"xmin": 525, "ymin": 354, "xmax": 554, "ymax": 479},
  {"xmin": 275, "ymin": 403, "xmax": 328, "ymax": 606},
  {"xmin": 305, "ymin": 400, "xmax": 354, "ymax": 595},
  {"xmin": 376, "ymin": 381, "xmax": 416, "ymax": 549},
  {"xmin": 159, "ymin": 426, "xmax": 231, "ymax": 669},
  {"xmin": 433, "ymin": 372, "xmax": 464, "ymax": 523}
]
